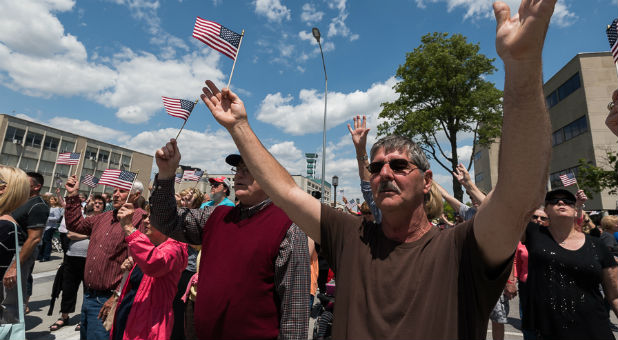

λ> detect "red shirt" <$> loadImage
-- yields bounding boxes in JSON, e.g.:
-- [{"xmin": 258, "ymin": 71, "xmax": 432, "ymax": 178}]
[
  {"xmin": 64, "ymin": 196, "xmax": 145, "ymax": 291},
  {"xmin": 514, "ymin": 242, "xmax": 529, "ymax": 282}
]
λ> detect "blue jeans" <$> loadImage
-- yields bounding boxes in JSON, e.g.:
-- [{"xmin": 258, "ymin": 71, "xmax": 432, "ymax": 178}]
[
  {"xmin": 38, "ymin": 228, "xmax": 55, "ymax": 261},
  {"xmin": 80, "ymin": 291, "xmax": 112, "ymax": 340}
]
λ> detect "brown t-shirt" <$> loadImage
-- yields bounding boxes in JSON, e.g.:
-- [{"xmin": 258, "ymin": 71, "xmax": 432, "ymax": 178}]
[{"xmin": 320, "ymin": 205, "xmax": 512, "ymax": 339}]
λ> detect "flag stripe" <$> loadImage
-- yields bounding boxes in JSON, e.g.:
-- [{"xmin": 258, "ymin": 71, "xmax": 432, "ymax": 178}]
[
  {"xmin": 192, "ymin": 17, "xmax": 241, "ymax": 60},
  {"xmin": 99, "ymin": 169, "xmax": 137, "ymax": 191}
]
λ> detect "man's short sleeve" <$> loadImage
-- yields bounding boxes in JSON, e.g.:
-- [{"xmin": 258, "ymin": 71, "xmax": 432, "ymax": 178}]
[
  {"xmin": 27, "ymin": 202, "xmax": 50, "ymax": 229},
  {"xmin": 320, "ymin": 204, "xmax": 361, "ymax": 274}
]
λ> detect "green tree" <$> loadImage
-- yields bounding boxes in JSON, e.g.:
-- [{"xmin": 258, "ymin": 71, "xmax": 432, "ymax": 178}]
[
  {"xmin": 577, "ymin": 151, "xmax": 618, "ymax": 199},
  {"xmin": 378, "ymin": 32, "xmax": 503, "ymax": 201}
]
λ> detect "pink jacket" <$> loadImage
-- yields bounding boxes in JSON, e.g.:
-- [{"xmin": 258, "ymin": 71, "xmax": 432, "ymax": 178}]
[{"xmin": 114, "ymin": 231, "xmax": 188, "ymax": 340}]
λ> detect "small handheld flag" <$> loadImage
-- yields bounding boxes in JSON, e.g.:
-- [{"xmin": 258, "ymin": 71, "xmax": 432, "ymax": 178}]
[
  {"xmin": 56, "ymin": 152, "xmax": 80, "ymax": 165},
  {"xmin": 99, "ymin": 169, "xmax": 137, "ymax": 191},
  {"xmin": 182, "ymin": 170, "xmax": 204, "ymax": 182},
  {"xmin": 162, "ymin": 97, "xmax": 196, "ymax": 121},
  {"xmin": 607, "ymin": 19, "xmax": 618, "ymax": 63},
  {"xmin": 559, "ymin": 173, "xmax": 577, "ymax": 187},
  {"xmin": 193, "ymin": 17, "xmax": 242, "ymax": 60},
  {"xmin": 81, "ymin": 174, "xmax": 99, "ymax": 188}
]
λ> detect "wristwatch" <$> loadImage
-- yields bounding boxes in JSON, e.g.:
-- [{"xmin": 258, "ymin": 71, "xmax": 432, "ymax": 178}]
[{"xmin": 357, "ymin": 155, "xmax": 368, "ymax": 161}]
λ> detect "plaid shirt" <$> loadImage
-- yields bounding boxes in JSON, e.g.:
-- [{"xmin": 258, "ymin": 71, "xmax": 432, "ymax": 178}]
[{"xmin": 149, "ymin": 175, "xmax": 309, "ymax": 339}]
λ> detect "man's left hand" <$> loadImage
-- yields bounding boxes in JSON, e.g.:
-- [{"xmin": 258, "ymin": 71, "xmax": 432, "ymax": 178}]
[
  {"xmin": 504, "ymin": 281, "xmax": 518, "ymax": 299},
  {"xmin": 201, "ymin": 80, "xmax": 248, "ymax": 131}
]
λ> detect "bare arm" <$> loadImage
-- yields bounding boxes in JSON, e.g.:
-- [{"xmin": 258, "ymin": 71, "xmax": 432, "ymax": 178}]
[
  {"xmin": 200, "ymin": 81, "xmax": 321, "ymax": 242},
  {"xmin": 435, "ymin": 182, "xmax": 462, "ymax": 212},
  {"xmin": 67, "ymin": 231, "xmax": 88, "ymax": 241},
  {"xmin": 473, "ymin": 0, "xmax": 555, "ymax": 268},
  {"xmin": 602, "ymin": 266, "xmax": 618, "ymax": 319}
]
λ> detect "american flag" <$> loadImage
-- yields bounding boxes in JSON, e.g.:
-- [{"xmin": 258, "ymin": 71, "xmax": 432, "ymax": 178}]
[
  {"xmin": 559, "ymin": 173, "xmax": 577, "ymax": 187},
  {"xmin": 175, "ymin": 173, "xmax": 182, "ymax": 184},
  {"xmin": 99, "ymin": 169, "xmax": 137, "ymax": 191},
  {"xmin": 193, "ymin": 17, "xmax": 242, "ymax": 60},
  {"xmin": 56, "ymin": 152, "xmax": 80, "ymax": 165},
  {"xmin": 162, "ymin": 97, "xmax": 195, "ymax": 121},
  {"xmin": 182, "ymin": 170, "xmax": 204, "ymax": 182},
  {"xmin": 81, "ymin": 174, "xmax": 99, "ymax": 188},
  {"xmin": 607, "ymin": 19, "xmax": 618, "ymax": 63}
]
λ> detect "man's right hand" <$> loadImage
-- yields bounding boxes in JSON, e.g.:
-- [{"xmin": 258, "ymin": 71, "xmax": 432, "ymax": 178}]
[
  {"xmin": 452, "ymin": 164, "xmax": 472, "ymax": 187},
  {"xmin": 155, "ymin": 139, "xmax": 181, "ymax": 179},
  {"xmin": 65, "ymin": 175, "xmax": 80, "ymax": 197}
]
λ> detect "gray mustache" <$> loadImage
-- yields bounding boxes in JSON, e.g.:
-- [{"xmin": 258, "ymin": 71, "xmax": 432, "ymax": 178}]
[{"xmin": 378, "ymin": 181, "xmax": 401, "ymax": 194}]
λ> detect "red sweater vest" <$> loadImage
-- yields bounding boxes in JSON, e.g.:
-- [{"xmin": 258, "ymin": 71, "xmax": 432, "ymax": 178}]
[{"xmin": 194, "ymin": 203, "xmax": 292, "ymax": 339}]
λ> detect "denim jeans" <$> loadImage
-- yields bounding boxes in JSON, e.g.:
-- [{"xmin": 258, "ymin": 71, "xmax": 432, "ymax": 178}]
[
  {"xmin": 80, "ymin": 291, "xmax": 112, "ymax": 340},
  {"xmin": 38, "ymin": 228, "xmax": 55, "ymax": 261}
]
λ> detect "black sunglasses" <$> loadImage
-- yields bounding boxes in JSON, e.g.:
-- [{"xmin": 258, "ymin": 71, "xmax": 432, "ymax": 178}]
[
  {"xmin": 532, "ymin": 214, "xmax": 548, "ymax": 222},
  {"xmin": 367, "ymin": 159, "xmax": 419, "ymax": 175},
  {"xmin": 546, "ymin": 198, "xmax": 576, "ymax": 206}
]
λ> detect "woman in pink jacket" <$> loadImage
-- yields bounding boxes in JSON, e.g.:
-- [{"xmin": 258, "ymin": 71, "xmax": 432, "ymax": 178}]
[{"xmin": 111, "ymin": 204, "xmax": 188, "ymax": 340}]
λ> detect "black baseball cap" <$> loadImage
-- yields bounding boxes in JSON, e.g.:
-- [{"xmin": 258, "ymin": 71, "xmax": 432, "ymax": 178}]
[
  {"xmin": 225, "ymin": 154, "xmax": 242, "ymax": 167},
  {"xmin": 545, "ymin": 189, "xmax": 576, "ymax": 203}
]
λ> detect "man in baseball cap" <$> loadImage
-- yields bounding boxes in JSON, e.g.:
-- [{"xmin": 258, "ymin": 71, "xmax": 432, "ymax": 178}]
[{"xmin": 200, "ymin": 175, "xmax": 234, "ymax": 208}]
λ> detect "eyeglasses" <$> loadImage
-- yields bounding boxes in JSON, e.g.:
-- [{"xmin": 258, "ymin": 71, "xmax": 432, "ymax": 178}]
[
  {"xmin": 93, "ymin": 202, "xmax": 104, "ymax": 205},
  {"xmin": 546, "ymin": 198, "xmax": 576, "ymax": 206},
  {"xmin": 531, "ymin": 214, "xmax": 548, "ymax": 222},
  {"xmin": 231, "ymin": 166, "xmax": 250, "ymax": 175},
  {"xmin": 367, "ymin": 159, "xmax": 419, "ymax": 175},
  {"xmin": 210, "ymin": 182, "xmax": 222, "ymax": 187}
]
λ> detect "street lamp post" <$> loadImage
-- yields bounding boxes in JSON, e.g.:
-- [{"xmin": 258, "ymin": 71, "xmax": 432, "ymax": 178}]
[
  {"xmin": 332, "ymin": 175, "xmax": 338, "ymax": 207},
  {"xmin": 312, "ymin": 27, "xmax": 327, "ymax": 204}
]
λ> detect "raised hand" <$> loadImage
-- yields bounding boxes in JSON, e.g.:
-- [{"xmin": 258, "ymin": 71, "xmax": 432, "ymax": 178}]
[
  {"xmin": 452, "ymin": 164, "xmax": 471, "ymax": 186},
  {"xmin": 607, "ymin": 90, "xmax": 618, "ymax": 137},
  {"xmin": 347, "ymin": 115, "xmax": 370, "ymax": 150},
  {"xmin": 155, "ymin": 139, "xmax": 181, "ymax": 179},
  {"xmin": 493, "ymin": 0, "xmax": 556, "ymax": 63},
  {"xmin": 575, "ymin": 189, "xmax": 588, "ymax": 207},
  {"xmin": 65, "ymin": 175, "xmax": 80, "ymax": 197},
  {"xmin": 201, "ymin": 80, "xmax": 248, "ymax": 130}
]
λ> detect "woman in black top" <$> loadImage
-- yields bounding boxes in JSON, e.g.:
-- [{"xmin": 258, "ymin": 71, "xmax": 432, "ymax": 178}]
[
  {"xmin": 0, "ymin": 167, "xmax": 30, "ymax": 277},
  {"xmin": 524, "ymin": 189, "xmax": 618, "ymax": 340}
]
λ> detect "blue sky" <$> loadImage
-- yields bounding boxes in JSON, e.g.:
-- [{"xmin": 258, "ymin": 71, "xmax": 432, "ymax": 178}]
[{"xmin": 0, "ymin": 0, "xmax": 616, "ymax": 202}]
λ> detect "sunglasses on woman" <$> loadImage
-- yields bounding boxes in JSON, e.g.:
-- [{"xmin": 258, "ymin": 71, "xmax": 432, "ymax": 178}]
[
  {"xmin": 531, "ymin": 214, "xmax": 548, "ymax": 222},
  {"xmin": 367, "ymin": 159, "xmax": 419, "ymax": 175}
]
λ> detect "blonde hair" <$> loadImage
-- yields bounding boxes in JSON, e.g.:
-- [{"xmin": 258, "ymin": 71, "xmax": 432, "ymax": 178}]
[
  {"xmin": 601, "ymin": 215, "xmax": 618, "ymax": 231},
  {"xmin": 424, "ymin": 182, "xmax": 443, "ymax": 220},
  {"xmin": 180, "ymin": 188, "xmax": 204, "ymax": 209},
  {"xmin": 0, "ymin": 166, "xmax": 30, "ymax": 215}
]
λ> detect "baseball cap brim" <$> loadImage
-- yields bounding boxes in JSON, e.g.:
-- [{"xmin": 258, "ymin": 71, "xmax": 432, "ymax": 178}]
[
  {"xmin": 225, "ymin": 154, "xmax": 242, "ymax": 167},
  {"xmin": 545, "ymin": 189, "xmax": 576, "ymax": 202}
]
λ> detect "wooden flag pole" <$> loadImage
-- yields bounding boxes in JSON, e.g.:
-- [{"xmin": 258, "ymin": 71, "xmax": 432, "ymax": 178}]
[
  {"xmin": 125, "ymin": 169, "xmax": 140, "ymax": 205},
  {"xmin": 226, "ymin": 30, "xmax": 245, "ymax": 90},
  {"xmin": 175, "ymin": 99, "xmax": 200, "ymax": 140}
]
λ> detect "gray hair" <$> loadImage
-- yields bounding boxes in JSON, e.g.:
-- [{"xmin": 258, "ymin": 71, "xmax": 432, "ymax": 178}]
[
  {"xmin": 370, "ymin": 135, "xmax": 430, "ymax": 172},
  {"xmin": 130, "ymin": 180, "xmax": 144, "ymax": 195}
]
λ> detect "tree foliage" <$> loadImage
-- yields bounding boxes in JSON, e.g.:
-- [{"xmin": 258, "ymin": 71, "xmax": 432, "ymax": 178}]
[
  {"xmin": 378, "ymin": 32, "xmax": 503, "ymax": 201},
  {"xmin": 577, "ymin": 151, "xmax": 618, "ymax": 199}
]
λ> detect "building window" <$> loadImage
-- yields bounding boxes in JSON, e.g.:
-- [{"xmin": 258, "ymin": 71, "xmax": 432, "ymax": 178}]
[
  {"xmin": 121, "ymin": 155, "xmax": 131, "ymax": 169},
  {"xmin": 0, "ymin": 154, "xmax": 18, "ymax": 167},
  {"xmin": 60, "ymin": 141, "xmax": 75, "ymax": 153},
  {"xmin": 55, "ymin": 164, "xmax": 70, "ymax": 178},
  {"xmin": 4, "ymin": 126, "xmax": 25, "ymax": 144},
  {"xmin": 18, "ymin": 157, "xmax": 38, "ymax": 171},
  {"xmin": 38, "ymin": 161, "xmax": 54, "ymax": 176},
  {"xmin": 85, "ymin": 147, "xmax": 98, "ymax": 161},
  {"xmin": 475, "ymin": 172, "xmax": 484, "ymax": 183},
  {"xmin": 545, "ymin": 73, "xmax": 581, "ymax": 109},
  {"xmin": 557, "ymin": 73, "xmax": 581, "ymax": 101},
  {"xmin": 24, "ymin": 132, "xmax": 43, "ymax": 148},
  {"xmin": 552, "ymin": 116, "xmax": 587, "ymax": 147},
  {"xmin": 98, "ymin": 150, "xmax": 109, "ymax": 163},
  {"xmin": 473, "ymin": 151, "xmax": 482, "ymax": 161},
  {"xmin": 43, "ymin": 136, "xmax": 59, "ymax": 151}
]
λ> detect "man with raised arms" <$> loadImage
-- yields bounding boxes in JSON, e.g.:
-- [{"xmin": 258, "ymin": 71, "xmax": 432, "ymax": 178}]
[{"xmin": 189, "ymin": 0, "xmax": 555, "ymax": 338}]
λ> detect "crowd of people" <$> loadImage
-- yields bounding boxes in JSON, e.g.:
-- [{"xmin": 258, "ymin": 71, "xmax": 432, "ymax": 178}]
[{"xmin": 1, "ymin": 0, "xmax": 618, "ymax": 339}]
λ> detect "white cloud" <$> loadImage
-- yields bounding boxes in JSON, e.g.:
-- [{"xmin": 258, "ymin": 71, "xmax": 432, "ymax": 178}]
[
  {"xmin": 256, "ymin": 77, "xmax": 398, "ymax": 135},
  {"xmin": 415, "ymin": 0, "xmax": 576, "ymax": 27},
  {"xmin": 268, "ymin": 141, "xmax": 305, "ymax": 174},
  {"xmin": 456, "ymin": 145, "xmax": 473, "ymax": 162},
  {"xmin": 0, "ymin": 1, "xmax": 226, "ymax": 124},
  {"xmin": 48, "ymin": 117, "xmax": 131, "ymax": 143},
  {"xmin": 254, "ymin": 0, "xmax": 291, "ymax": 23},
  {"xmin": 301, "ymin": 3, "xmax": 324, "ymax": 24},
  {"xmin": 326, "ymin": 0, "xmax": 358, "ymax": 41}
]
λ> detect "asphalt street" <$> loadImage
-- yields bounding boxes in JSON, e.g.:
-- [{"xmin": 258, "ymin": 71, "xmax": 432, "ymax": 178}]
[{"xmin": 22, "ymin": 254, "xmax": 618, "ymax": 340}]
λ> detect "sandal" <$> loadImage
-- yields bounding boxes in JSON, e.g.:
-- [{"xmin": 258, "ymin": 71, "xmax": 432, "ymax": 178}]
[{"xmin": 50, "ymin": 317, "xmax": 69, "ymax": 331}]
